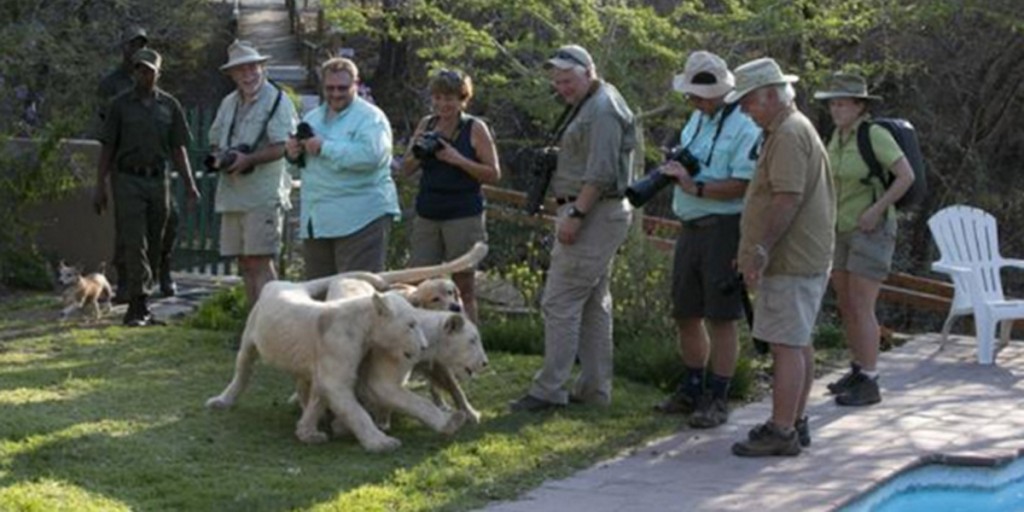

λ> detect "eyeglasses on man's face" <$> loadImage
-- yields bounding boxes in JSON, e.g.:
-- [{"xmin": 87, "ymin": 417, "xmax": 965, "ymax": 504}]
[{"xmin": 324, "ymin": 83, "xmax": 354, "ymax": 92}]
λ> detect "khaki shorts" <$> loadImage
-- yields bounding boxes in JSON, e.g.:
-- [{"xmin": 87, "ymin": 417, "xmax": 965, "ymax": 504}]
[
  {"xmin": 752, "ymin": 273, "xmax": 829, "ymax": 347},
  {"xmin": 833, "ymin": 217, "xmax": 896, "ymax": 281},
  {"xmin": 409, "ymin": 214, "xmax": 487, "ymax": 269},
  {"xmin": 219, "ymin": 207, "xmax": 283, "ymax": 257}
]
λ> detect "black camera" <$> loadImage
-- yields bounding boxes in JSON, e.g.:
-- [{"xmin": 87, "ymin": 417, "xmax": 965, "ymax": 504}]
[
  {"xmin": 625, "ymin": 146, "xmax": 701, "ymax": 207},
  {"xmin": 524, "ymin": 146, "xmax": 560, "ymax": 215},
  {"xmin": 204, "ymin": 144, "xmax": 254, "ymax": 174},
  {"xmin": 292, "ymin": 122, "xmax": 315, "ymax": 168},
  {"xmin": 411, "ymin": 131, "xmax": 444, "ymax": 160}
]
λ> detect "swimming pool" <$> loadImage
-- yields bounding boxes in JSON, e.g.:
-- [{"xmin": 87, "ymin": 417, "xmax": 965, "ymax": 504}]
[{"xmin": 838, "ymin": 455, "xmax": 1024, "ymax": 512}]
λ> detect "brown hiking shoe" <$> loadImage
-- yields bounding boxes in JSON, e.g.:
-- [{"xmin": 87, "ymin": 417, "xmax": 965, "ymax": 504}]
[
  {"xmin": 688, "ymin": 395, "xmax": 729, "ymax": 429},
  {"xmin": 835, "ymin": 373, "xmax": 881, "ymax": 406},
  {"xmin": 826, "ymin": 363, "xmax": 862, "ymax": 395},
  {"xmin": 653, "ymin": 387, "xmax": 698, "ymax": 415},
  {"xmin": 749, "ymin": 416, "xmax": 811, "ymax": 447},
  {"xmin": 733, "ymin": 422, "xmax": 801, "ymax": 457}
]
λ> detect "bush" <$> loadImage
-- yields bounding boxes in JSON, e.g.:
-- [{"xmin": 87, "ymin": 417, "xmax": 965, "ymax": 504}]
[
  {"xmin": 0, "ymin": 245, "xmax": 54, "ymax": 291},
  {"xmin": 185, "ymin": 286, "xmax": 248, "ymax": 333}
]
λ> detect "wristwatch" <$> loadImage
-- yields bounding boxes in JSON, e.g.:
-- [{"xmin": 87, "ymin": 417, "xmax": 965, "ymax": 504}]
[
  {"xmin": 696, "ymin": 182, "xmax": 705, "ymax": 198},
  {"xmin": 568, "ymin": 205, "xmax": 587, "ymax": 219}
]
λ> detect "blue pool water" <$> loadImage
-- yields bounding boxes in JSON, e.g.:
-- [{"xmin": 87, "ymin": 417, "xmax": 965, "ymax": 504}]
[{"xmin": 839, "ymin": 457, "xmax": 1024, "ymax": 512}]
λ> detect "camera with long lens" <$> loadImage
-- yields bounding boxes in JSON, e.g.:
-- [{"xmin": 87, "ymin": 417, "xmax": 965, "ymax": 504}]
[
  {"xmin": 524, "ymin": 146, "xmax": 560, "ymax": 215},
  {"xmin": 203, "ymin": 144, "xmax": 254, "ymax": 174},
  {"xmin": 624, "ymin": 146, "xmax": 701, "ymax": 207},
  {"xmin": 411, "ymin": 131, "xmax": 444, "ymax": 160},
  {"xmin": 293, "ymin": 121, "xmax": 315, "ymax": 168}
]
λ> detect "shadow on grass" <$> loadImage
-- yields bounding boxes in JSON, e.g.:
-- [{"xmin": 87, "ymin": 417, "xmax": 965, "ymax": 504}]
[{"xmin": 0, "ymin": 312, "xmax": 677, "ymax": 511}]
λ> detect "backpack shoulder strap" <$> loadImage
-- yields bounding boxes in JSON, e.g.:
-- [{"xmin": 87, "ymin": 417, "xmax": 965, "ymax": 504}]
[{"xmin": 857, "ymin": 121, "xmax": 887, "ymax": 186}]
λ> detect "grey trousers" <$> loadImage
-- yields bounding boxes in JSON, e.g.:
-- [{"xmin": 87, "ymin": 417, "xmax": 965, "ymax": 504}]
[
  {"xmin": 303, "ymin": 215, "xmax": 391, "ymax": 278},
  {"xmin": 529, "ymin": 199, "xmax": 632, "ymax": 405}
]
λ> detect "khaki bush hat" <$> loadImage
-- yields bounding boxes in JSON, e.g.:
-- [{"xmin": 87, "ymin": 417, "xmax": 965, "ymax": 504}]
[
  {"xmin": 724, "ymin": 57, "xmax": 799, "ymax": 104},
  {"xmin": 672, "ymin": 51, "xmax": 735, "ymax": 99},
  {"xmin": 544, "ymin": 44, "xmax": 594, "ymax": 71},
  {"xmin": 813, "ymin": 72, "xmax": 882, "ymax": 102},
  {"xmin": 132, "ymin": 48, "xmax": 162, "ymax": 71},
  {"xmin": 220, "ymin": 40, "xmax": 270, "ymax": 71}
]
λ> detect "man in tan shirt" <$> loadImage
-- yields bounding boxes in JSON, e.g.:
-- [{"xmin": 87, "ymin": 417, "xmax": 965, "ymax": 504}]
[{"xmin": 724, "ymin": 58, "xmax": 836, "ymax": 457}]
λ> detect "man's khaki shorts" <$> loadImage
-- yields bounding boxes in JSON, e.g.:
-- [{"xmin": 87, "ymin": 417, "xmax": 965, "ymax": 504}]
[
  {"xmin": 219, "ymin": 206, "xmax": 283, "ymax": 257},
  {"xmin": 833, "ymin": 217, "xmax": 896, "ymax": 281},
  {"xmin": 752, "ymin": 273, "xmax": 829, "ymax": 347},
  {"xmin": 409, "ymin": 214, "xmax": 487, "ymax": 269}
]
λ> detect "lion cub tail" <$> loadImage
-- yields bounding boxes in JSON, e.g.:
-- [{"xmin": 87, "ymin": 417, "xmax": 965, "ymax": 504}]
[
  {"xmin": 377, "ymin": 242, "xmax": 488, "ymax": 285},
  {"xmin": 297, "ymin": 242, "xmax": 488, "ymax": 297}
]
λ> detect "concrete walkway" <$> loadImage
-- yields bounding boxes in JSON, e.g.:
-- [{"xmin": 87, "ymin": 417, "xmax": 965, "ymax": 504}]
[{"xmin": 483, "ymin": 335, "xmax": 1024, "ymax": 512}]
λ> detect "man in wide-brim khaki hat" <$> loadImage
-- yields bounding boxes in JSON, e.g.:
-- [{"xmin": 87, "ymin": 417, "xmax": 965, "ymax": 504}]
[
  {"xmin": 209, "ymin": 39, "xmax": 297, "ymax": 307},
  {"xmin": 220, "ymin": 39, "xmax": 271, "ymax": 71},
  {"xmin": 726, "ymin": 57, "xmax": 837, "ymax": 458}
]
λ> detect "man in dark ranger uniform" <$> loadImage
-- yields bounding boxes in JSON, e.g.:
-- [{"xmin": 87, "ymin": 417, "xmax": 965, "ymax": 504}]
[{"xmin": 93, "ymin": 49, "xmax": 200, "ymax": 326}]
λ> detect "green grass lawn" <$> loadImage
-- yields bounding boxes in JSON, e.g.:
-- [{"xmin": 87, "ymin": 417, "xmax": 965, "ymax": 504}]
[{"xmin": 0, "ymin": 293, "xmax": 678, "ymax": 511}]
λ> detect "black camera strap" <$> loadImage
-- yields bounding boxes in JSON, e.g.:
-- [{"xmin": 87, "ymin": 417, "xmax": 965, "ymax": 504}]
[
  {"xmin": 424, "ymin": 113, "xmax": 469, "ymax": 143},
  {"xmin": 546, "ymin": 80, "xmax": 599, "ymax": 147},
  {"xmin": 684, "ymin": 102, "xmax": 738, "ymax": 167},
  {"xmin": 226, "ymin": 82, "xmax": 284, "ymax": 150}
]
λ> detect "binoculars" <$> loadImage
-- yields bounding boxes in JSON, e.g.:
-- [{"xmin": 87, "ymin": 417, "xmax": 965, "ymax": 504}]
[{"xmin": 625, "ymin": 146, "xmax": 701, "ymax": 207}]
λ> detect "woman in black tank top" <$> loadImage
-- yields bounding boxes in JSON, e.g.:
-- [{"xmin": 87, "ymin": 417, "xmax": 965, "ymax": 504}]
[{"xmin": 399, "ymin": 69, "xmax": 501, "ymax": 323}]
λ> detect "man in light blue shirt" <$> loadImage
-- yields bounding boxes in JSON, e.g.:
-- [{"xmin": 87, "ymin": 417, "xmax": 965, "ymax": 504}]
[
  {"xmin": 654, "ymin": 51, "xmax": 762, "ymax": 429},
  {"xmin": 286, "ymin": 57, "xmax": 400, "ymax": 276}
]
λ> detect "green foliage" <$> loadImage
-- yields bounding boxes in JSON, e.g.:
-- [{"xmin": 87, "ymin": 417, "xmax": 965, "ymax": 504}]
[
  {"xmin": 0, "ymin": 245, "xmax": 54, "ymax": 291},
  {"xmin": 184, "ymin": 285, "xmax": 249, "ymax": 333},
  {"xmin": 0, "ymin": 121, "xmax": 80, "ymax": 289},
  {"xmin": 813, "ymin": 320, "xmax": 847, "ymax": 351}
]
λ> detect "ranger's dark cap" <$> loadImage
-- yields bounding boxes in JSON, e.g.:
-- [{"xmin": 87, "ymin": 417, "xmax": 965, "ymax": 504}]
[
  {"xmin": 122, "ymin": 26, "xmax": 149, "ymax": 44},
  {"xmin": 132, "ymin": 48, "xmax": 162, "ymax": 71}
]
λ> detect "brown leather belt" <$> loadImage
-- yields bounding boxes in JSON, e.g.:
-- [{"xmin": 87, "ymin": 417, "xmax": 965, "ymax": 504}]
[{"xmin": 555, "ymin": 194, "xmax": 624, "ymax": 206}]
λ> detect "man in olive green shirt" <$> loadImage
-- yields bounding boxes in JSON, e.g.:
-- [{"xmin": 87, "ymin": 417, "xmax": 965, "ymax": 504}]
[
  {"xmin": 509, "ymin": 45, "xmax": 635, "ymax": 412},
  {"xmin": 94, "ymin": 49, "xmax": 200, "ymax": 326}
]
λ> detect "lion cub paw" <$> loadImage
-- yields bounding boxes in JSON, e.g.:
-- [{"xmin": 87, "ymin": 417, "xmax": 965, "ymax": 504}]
[
  {"xmin": 364, "ymin": 435, "xmax": 401, "ymax": 453},
  {"xmin": 441, "ymin": 410, "xmax": 468, "ymax": 435},
  {"xmin": 296, "ymin": 428, "xmax": 329, "ymax": 444},
  {"xmin": 205, "ymin": 395, "xmax": 233, "ymax": 409}
]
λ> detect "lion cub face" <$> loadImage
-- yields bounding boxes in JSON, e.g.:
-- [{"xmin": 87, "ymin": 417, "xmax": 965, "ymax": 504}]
[
  {"xmin": 402, "ymin": 278, "xmax": 462, "ymax": 313},
  {"xmin": 433, "ymin": 313, "xmax": 488, "ymax": 381},
  {"xmin": 368, "ymin": 293, "xmax": 429, "ymax": 360}
]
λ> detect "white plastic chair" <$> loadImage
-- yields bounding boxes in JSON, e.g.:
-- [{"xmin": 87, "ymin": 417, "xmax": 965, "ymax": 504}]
[{"xmin": 928, "ymin": 205, "xmax": 1024, "ymax": 364}]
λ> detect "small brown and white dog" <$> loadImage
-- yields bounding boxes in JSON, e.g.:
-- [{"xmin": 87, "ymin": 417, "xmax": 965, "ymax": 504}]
[{"xmin": 57, "ymin": 261, "xmax": 114, "ymax": 321}]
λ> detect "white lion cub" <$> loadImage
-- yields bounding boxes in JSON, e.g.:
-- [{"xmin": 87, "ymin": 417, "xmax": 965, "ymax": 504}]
[
  {"xmin": 326, "ymin": 278, "xmax": 489, "ymax": 434},
  {"xmin": 205, "ymin": 285, "xmax": 426, "ymax": 453}
]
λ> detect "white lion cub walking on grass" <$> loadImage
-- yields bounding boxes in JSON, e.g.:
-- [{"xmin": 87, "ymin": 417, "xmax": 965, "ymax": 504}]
[
  {"xmin": 325, "ymin": 278, "xmax": 488, "ymax": 435},
  {"xmin": 205, "ymin": 242, "xmax": 488, "ymax": 452}
]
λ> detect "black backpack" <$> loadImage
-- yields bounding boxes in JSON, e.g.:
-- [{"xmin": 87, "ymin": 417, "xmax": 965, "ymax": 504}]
[{"xmin": 856, "ymin": 118, "xmax": 927, "ymax": 210}]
